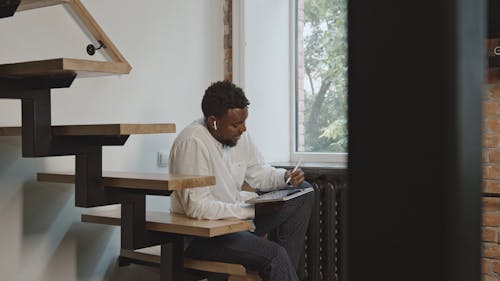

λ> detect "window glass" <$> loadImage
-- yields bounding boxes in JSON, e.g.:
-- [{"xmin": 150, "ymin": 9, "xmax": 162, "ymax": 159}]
[{"xmin": 295, "ymin": 0, "xmax": 348, "ymax": 155}]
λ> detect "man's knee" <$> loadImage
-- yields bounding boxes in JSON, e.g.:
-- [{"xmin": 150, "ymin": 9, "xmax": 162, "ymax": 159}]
[
  {"xmin": 260, "ymin": 244, "xmax": 294, "ymax": 274},
  {"xmin": 275, "ymin": 245, "xmax": 290, "ymax": 262}
]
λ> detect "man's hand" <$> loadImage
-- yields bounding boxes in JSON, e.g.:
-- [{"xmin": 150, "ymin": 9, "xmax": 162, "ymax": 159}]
[{"xmin": 284, "ymin": 168, "xmax": 304, "ymax": 187}]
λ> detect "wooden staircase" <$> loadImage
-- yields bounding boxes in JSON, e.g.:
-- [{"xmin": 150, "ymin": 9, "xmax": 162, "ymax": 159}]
[
  {"xmin": 0, "ymin": 2, "xmax": 257, "ymax": 281},
  {"xmin": 0, "ymin": 0, "xmax": 131, "ymax": 79}
]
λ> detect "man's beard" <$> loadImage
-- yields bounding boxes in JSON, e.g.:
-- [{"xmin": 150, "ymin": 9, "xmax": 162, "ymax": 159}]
[{"xmin": 221, "ymin": 138, "xmax": 237, "ymax": 147}]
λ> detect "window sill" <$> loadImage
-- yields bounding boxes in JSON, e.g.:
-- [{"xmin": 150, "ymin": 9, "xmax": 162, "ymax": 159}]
[{"xmin": 271, "ymin": 161, "xmax": 347, "ymax": 175}]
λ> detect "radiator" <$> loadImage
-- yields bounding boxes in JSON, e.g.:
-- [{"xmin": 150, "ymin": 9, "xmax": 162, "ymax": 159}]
[{"xmin": 298, "ymin": 174, "xmax": 346, "ymax": 281}]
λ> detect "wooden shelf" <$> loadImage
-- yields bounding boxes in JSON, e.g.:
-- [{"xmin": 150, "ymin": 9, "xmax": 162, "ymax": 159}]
[
  {"xmin": 0, "ymin": 127, "xmax": 22, "ymax": 136},
  {"xmin": 0, "ymin": 123, "xmax": 176, "ymax": 137},
  {"xmin": 82, "ymin": 207, "xmax": 253, "ymax": 237},
  {"xmin": 0, "ymin": 58, "xmax": 131, "ymax": 79},
  {"xmin": 37, "ymin": 170, "xmax": 216, "ymax": 191},
  {"xmin": 17, "ymin": 0, "xmax": 69, "ymax": 11}
]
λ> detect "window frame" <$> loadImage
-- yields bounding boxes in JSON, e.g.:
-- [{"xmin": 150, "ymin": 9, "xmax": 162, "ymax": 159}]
[{"xmin": 289, "ymin": 0, "xmax": 347, "ymax": 163}]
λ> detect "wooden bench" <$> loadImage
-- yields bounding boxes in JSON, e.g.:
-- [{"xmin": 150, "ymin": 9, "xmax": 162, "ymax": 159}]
[
  {"xmin": 121, "ymin": 246, "xmax": 261, "ymax": 281},
  {"xmin": 83, "ymin": 207, "xmax": 261, "ymax": 281},
  {"xmin": 81, "ymin": 206, "xmax": 252, "ymax": 237},
  {"xmin": 39, "ymin": 170, "xmax": 259, "ymax": 280}
]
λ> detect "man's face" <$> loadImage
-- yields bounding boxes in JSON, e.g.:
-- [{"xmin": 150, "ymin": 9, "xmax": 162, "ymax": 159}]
[{"xmin": 214, "ymin": 107, "xmax": 248, "ymax": 147}]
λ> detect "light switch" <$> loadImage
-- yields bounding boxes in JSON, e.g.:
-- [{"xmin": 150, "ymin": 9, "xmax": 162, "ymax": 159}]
[{"xmin": 157, "ymin": 150, "xmax": 169, "ymax": 167}]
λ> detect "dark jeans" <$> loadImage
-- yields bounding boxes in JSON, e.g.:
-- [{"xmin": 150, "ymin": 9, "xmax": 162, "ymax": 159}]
[{"xmin": 185, "ymin": 182, "xmax": 315, "ymax": 281}]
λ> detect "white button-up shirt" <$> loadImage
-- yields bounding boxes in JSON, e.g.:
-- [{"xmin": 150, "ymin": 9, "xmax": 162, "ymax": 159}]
[{"xmin": 169, "ymin": 118, "xmax": 288, "ymax": 220}]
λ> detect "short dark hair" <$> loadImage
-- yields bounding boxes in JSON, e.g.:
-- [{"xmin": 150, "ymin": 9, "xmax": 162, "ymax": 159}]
[{"xmin": 202, "ymin": 80, "xmax": 250, "ymax": 118}]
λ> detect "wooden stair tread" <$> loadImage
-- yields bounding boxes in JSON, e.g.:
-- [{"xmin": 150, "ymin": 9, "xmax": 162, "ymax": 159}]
[
  {"xmin": 0, "ymin": 123, "xmax": 175, "ymax": 136},
  {"xmin": 17, "ymin": 0, "xmax": 69, "ymax": 11},
  {"xmin": 0, "ymin": 58, "xmax": 131, "ymax": 78},
  {"xmin": 37, "ymin": 170, "xmax": 216, "ymax": 191},
  {"xmin": 120, "ymin": 246, "xmax": 252, "ymax": 276},
  {"xmin": 52, "ymin": 123, "xmax": 176, "ymax": 136},
  {"xmin": 82, "ymin": 207, "xmax": 253, "ymax": 237}
]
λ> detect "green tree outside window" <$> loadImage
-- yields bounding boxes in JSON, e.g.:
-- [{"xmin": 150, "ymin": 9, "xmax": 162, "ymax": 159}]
[{"xmin": 297, "ymin": 0, "xmax": 347, "ymax": 153}]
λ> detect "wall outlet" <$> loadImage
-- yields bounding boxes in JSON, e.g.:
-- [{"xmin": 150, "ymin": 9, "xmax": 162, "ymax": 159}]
[{"xmin": 157, "ymin": 150, "xmax": 169, "ymax": 167}]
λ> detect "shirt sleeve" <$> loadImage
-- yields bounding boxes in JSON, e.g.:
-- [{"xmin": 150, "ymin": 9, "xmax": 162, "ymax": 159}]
[
  {"xmin": 243, "ymin": 134, "xmax": 288, "ymax": 192},
  {"xmin": 169, "ymin": 137, "xmax": 255, "ymax": 220}
]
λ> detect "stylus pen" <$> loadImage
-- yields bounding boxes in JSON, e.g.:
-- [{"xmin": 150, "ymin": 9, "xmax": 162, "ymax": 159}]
[{"xmin": 286, "ymin": 159, "xmax": 302, "ymax": 184}]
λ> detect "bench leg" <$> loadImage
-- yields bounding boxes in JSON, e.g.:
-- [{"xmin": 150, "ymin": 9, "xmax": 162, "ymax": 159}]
[
  {"xmin": 161, "ymin": 237, "xmax": 202, "ymax": 281},
  {"xmin": 160, "ymin": 239, "xmax": 182, "ymax": 281}
]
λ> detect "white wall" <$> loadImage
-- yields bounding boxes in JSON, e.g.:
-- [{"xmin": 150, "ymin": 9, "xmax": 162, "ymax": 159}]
[
  {"xmin": 0, "ymin": 1, "xmax": 293, "ymax": 280},
  {"xmin": 0, "ymin": 1, "xmax": 224, "ymax": 280},
  {"xmin": 239, "ymin": 0, "xmax": 291, "ymax": 162}
]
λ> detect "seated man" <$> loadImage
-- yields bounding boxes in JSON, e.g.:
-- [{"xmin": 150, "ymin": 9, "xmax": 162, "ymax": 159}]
[{"xmin": 169, "ymin": 80, "xmax": 314, "ymax": 281}]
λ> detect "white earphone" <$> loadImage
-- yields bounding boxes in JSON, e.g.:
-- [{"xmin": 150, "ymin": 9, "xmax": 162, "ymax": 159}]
[{"xmin": 213, "ymin": 121, "xmax": 217, "ymax": 130}]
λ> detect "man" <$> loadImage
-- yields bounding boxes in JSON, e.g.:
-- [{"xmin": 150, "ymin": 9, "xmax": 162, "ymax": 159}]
[{"xmin": 169, "ymin": 80, "xmax": 314, "ymax": 281}]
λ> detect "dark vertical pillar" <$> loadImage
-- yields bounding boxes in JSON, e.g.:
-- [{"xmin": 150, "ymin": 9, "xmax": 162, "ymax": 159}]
[
  {"xmin": 75, "ymin": 146, "xmax": 103, "ymax": 207},
  {"xmin": 160, "ymin": 238, "xmax": 184, "ymax": 281},
  {"xmin": 21, "ymin": 91, "xmax": 52, "ymax": 156},
  {"xmin": 347, "ymin": 0, "xmax": 484, "ymax": 281},
  {"xmin": 121, "ymin": 194, "xmax": 147, "ymax": 249}
]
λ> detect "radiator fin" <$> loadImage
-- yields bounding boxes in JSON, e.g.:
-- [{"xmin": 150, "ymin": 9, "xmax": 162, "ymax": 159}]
[{"xmin": 300, "ymin": 178, "xmax": 342, "ymax": 281}]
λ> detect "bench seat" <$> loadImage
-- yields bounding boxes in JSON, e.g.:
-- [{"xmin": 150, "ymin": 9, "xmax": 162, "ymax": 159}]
[
  {"xmin": 82, "ymin": 207, "xmax": 260, "ymax": 280},
  {"xmin": 121, "ymin": 245, "xmax": 261, "ymax": 281},
  {"xmin": 81, "ymin": 206, "xmax": 253, "ymax": 238}
]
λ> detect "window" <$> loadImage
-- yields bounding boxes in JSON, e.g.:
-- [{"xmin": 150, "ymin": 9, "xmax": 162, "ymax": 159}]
[{"xmin": 293, "ymin": 0, "xmax": 348, "ymax": 162}]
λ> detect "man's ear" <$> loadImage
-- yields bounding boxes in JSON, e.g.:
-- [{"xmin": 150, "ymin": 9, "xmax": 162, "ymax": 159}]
[{"xmin": 207, "ymin": 116, "xmax": 217, "ymax": 130}]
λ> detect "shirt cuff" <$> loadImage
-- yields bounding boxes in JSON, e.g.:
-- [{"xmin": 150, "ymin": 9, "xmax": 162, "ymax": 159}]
[
  {"xmin": 240, "ymin": 203, "xmax": 255, "ymax": 219},
  {"xmin": 276, "ymin": 168, "xmax": 288, "ymax": 188}
]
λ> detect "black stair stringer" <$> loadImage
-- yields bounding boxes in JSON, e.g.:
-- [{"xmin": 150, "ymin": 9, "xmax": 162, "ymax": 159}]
[
  {"xmin": 0, "ymin": 77, "xmax": 75, "ymax": 157},
  {"xmin": 76, "ymin": 147, "xmax": 178, "ymax": 248},
  {"xmin": 112, "ymin": 189, "xmax": 196, "ymax": 281},
  {"xmin": 1, "ymin": 79, "xmax": 183, "ymax": 276},
  {"xmin": 0, "ymin": 0, "xmax": 20, "ymax": 18},
  {"xmin": 111, "ymin": 190, "xmax": 172, "ymax": 250},
  {"xmin": 0, "ymin": 85, "xmax": 130, "ymax": 157},
  {"xmin": 20, "ymin": 89, "xmax": 53, "ymax": 156},
  {"xmin": 75, "ymin": 145, "xmax": 108, "ymax": 207},
  {"xmin": 0, "ymin": 84, "xmax": 53, "ymax": 156},
  {"xmin": 0, "ymin": 79, "xmax": 132, "ymax": 208},
  {"xmin": 75, "ymin": 149, "xmax": 175, "ymax": 248}
]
